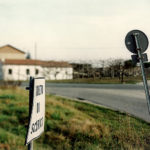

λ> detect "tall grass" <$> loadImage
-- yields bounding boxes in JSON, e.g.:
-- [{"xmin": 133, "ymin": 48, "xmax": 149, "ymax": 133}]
[{"xmin": 0, "ymin": 87, "xmax": 150, "ymax": 150}]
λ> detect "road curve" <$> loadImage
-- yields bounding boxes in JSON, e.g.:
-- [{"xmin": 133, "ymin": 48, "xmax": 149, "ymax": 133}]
[
  {"xmin": 22, "ymin": 82, "xmax": 150, "ymax": 122},
  {"xmin": 45, "ymin": 83, "xmax": 150, "ymax": 122}
]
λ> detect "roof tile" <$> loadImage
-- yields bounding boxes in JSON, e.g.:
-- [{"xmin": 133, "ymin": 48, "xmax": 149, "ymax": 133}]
[{"xmin": 2, "ymin": 59, "xmax": 71, "ymax": 68}]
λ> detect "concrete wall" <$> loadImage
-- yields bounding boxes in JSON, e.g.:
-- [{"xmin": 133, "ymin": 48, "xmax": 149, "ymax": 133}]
[
  {"xmin": 2, "ymin": 65, "xmax": 73, "ymax": 81},
  {"xmin": 42, "ymin": 67, "xmax": 73, "ymax": 80}
]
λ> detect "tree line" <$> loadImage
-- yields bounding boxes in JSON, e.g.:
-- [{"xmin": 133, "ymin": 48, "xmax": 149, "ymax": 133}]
[{"xmin": 71, "ymin": 59, "xmax": 143, "ymax": 83}]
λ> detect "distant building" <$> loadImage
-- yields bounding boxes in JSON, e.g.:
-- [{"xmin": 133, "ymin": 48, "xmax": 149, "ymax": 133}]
[
  {"xmin": 71, "ymin": 63, "xmax": 93, "ymax": 78},
  {"xmin": 0, "ymin": 59, "xmax": 73, "ymax": 81},
  {"xmin": 0, "ymin": 45, "xmax": 73, "ymax": 81},
  {"xmin": 0, "ymin": 45, "xmax": 26, "ymax": 60}
]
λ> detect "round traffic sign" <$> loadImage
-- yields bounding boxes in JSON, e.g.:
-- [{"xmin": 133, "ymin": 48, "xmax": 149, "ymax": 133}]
[{"xmin": 125, "ymin": 30, "xmax": 149, "ymax": 54}]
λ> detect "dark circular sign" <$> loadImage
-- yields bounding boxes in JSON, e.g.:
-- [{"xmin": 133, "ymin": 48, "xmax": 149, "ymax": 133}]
[{"xmin": 125, "ymin": 30, "xmax": 149, "ymax": 54}]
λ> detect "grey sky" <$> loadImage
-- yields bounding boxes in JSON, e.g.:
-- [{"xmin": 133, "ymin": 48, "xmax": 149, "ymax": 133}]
[{"xmin": 0, "ymin": 0, "xmax": 150, "ymax": 61}]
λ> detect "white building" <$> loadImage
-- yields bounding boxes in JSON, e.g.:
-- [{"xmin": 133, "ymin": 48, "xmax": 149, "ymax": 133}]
[
  {"xmin": 0, "ymin": 45, "xmax": 73, "ymax": 81},
  {"xmin": 0, "ymin": 59, "xmax": 73, "ymax": 81}
]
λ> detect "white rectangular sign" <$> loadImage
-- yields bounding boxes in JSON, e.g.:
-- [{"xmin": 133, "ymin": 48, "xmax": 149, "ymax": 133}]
[{"xmin": 25, "ymin": 77, "xmax": 45, "ymax": 145}]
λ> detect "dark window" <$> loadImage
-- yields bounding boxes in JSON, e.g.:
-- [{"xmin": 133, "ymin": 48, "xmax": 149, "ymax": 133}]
[
  {"xmin": 26, "ymin": 69, "xmax": 30, "ymax": 75},
  {"xmin": 8, "ymin": 69, "xmax": 12, "ymax": 75},
  {"xmin": 35, "ymin": 69, "xmax": 39, "ymax": 75}
]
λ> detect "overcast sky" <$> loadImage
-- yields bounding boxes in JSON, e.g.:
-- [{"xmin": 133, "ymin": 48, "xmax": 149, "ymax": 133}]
[{"xmin": 0, "ymin": 0, "xmax": 150, "ymax": 61}]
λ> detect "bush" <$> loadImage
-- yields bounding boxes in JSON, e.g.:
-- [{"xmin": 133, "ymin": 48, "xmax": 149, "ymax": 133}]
[{"xmin": 0, "ymin": 131, "xmax": 8, "ymax": 143}]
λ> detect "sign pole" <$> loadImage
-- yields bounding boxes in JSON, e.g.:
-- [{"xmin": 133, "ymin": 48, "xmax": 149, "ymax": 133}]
[
  {"xmin": 125, "ymin": 29, "xmax": 150, "ymax": 114},
  {"xmin": 133, "ymin": 33, "xmax": 150, "ymax": 113},
  {"xmin": 28, "ymin": 77, "xmax": 34, "ymax": 150},
  {"xmin": 28, "ymin": 142, "xmax": 33, "ymax": 150}
]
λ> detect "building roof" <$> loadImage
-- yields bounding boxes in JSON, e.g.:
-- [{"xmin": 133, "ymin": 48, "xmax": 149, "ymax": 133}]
[
  {"xmin": 0, "ymin": 44, "xmax": 25, "ymax": 54},
  {"xmin": 2, "ymin": 59, "xmax": 72, "ymax": 68}
]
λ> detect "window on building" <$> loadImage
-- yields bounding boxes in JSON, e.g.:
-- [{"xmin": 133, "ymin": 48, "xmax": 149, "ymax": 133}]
[
  {"xmin": 26, "ymin": 69, "xmax": 30, "ymax": 75},
  {"xmin": 8, "ymin": 69, "xmax": 12, "ymax": 75},
  {"xmin": 35, "ymin": 69, "xmax": 39, "ymax": 75}
]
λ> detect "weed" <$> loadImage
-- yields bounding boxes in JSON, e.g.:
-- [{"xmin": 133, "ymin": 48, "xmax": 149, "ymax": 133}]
[
  {"xmin": 0, "ymin": 88, "xmax": 150, "ymax": 150},
  {"xmin": 0, "ymin": 131, "xmax": 8, "ymax": 143},
  {"xmin": 51, "ymin": 111, "xmax": 61, "ymax": 120},
  {"xmin": 0, "ymin": 94, "xmax": 16, "ymax": 100}
]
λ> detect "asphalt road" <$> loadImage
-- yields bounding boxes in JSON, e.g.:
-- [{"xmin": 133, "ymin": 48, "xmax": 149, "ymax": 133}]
[
  {"xmin": 45, "ymin": 83, "xmax": 150, "ymax": 122},
  {"xmin": 22, "ymin": 82, "xmax": 150, "ymax": 122}
]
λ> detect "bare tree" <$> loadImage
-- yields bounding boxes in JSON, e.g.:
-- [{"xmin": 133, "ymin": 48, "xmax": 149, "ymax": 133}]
[{"xmin": 106, "ymin": 58, "xmax": 124, "ymax": 81}]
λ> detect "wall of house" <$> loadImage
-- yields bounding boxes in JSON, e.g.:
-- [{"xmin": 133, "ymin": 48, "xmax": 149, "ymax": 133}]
[
  {"xmin": 2, "ymin": 65, "xmax": 73, "ymax": 81},
  {"xmin": 0, "ymin": 46, "xmax": 26, "ymax": 60},
  {"xmin": 42, "ymin": 67, "xmax": 73, "ymax": 80},
  {"xmin": 0, "ymin": 53, "xmax": 25, "ymax": 60}
]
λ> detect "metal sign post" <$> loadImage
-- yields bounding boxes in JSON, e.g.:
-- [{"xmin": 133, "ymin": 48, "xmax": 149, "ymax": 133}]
[
  {"xmin": 26, "ymin": 77, "xmax": 34, "ymax": 150},
  {"xmin": 133, "ymin": 33, "xmax": 150, "ymax": 113},
  {"xmin": 125, "ymin": 30, "xmax": 150, "ymax": 113},
  {"xmin": 25, "ymin": 77, "xmax": 45, "ymax": 150},
  {"xmin": 28, "ymin": 142, "xmax": 33, "ymax": 150}
]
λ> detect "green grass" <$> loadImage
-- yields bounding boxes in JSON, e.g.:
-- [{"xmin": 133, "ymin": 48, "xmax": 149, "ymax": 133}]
[
  {"xmin": 0, "ymin": 88, "xmax": 150, "ymax": 150},
  {"xmin": 46, "ymin": 76, "xmax": 144, "ymax": 84}
]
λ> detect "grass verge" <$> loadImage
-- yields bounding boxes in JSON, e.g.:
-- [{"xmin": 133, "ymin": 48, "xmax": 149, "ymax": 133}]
[
  {"xmin": 46, "ymin": 77, "xmax": 144, "ymax": 84},
  {"xmin": 0, "ymin": 87, "xmax": 150, "ymax": 150}
]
